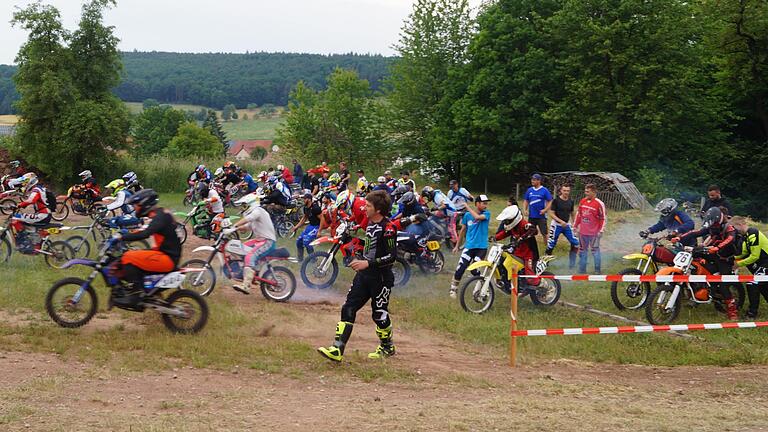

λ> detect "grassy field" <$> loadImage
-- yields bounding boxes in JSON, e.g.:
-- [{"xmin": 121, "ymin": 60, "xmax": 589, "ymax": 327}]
[{"xmin": 2, "ymin": 192, "xmax": 767, "ymax": 373}]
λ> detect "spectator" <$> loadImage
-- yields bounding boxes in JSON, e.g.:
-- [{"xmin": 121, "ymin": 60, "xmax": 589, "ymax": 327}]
[
  {"xmin": 372, "ymin": 176, "xmax": 391, "ymax": 194},
  {"xmin": 733, "ymin": 216, "xmax": 768, "ymax": 319},
  {"xmin": 574, "ymin": 183, "xmax": 606, "ymax": 274},
  {"xmin": 546, "ymin": 184, "xmax": 580, "ymax": 268},
  {"xmin": 701, "ymin": 184, "xmax": 733, "ymax": 218},
  {"xmin": 449, "ymin": 195, "xmax": 492, "ymax": 298},
  {"xmin": 293, "ymin": 159, "xmax": 304, "ymax": 186},
  {"xmin": 338, "ymin": 161, "xmax": 351, "ymax": 192},
  {"xmin": 523, "ymin": 173, "xmax": 553, "ymax": 242},
  {"xmin": 301, "ymin": 168, "xmax": 314, "ymax": 191},
  {"xmin": 355, "ymin": 169, "xmax": 368, "ymax": 195},
  {"xmin": 383, "ymin": 170, "xmax": 397, "ymax": 190},
  {"xmin": 398, "ymin": 170, "xmax": 416, "ymax": 192}
]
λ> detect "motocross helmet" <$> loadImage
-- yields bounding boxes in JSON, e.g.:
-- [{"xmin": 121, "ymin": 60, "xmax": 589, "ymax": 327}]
[
  {"xmin": 654, "ymin": 198, "xmax": 678, "ymax": 217},
  {"xmin": 78, "ymin": 170, "xmax": 92, "ymax": 181},
  {"xmin": 21, "ymin": 172, "xmax": 38, "ymax": 193},
  {"xmin": 9, "ymin": 160, "xmax": 20, "ymax": 169},
  {"xmin": 497, "ymin": 205, "xmax": 523, "ymax": 231},
  {"xmin": 214, "ymin": 167, "xmax": 224, "ymax": 177},
  {"xmin": 334, "ymin": 190, "xmax": 354, "ymax": 211},
  {"xmin": 421, "ymin": 186, "xmax": 435, "ymax": 202},
  {"xmin": 397, "ymin": 191, "xmax": 417, "ymax": 206},
  {"xmin": 392, "ymin": 185, "xmax": 408, "ymax": 201},
  {"xmin": 702, "ymin": 207, "xmax": 725, "ymax": 231},
  {"xmin": 105, "ymin": 179, "xmax": 125, "ymax": 196},
  {"xmin": 235, "ymin": 193, "xmax": 261, "ymax": 217},
  {"xmin": 377, "ymin": 176, "xmax": 386, "ymax": 183},
  {"xmin": 126, "ymin": 188, "xmax": 158, "ymax": 217},
  {"xmin": 122, "ymin": 171, "xmax": 138, "ymax": 188},
  {"xmin": 328, "ymin": 173, "xmax": 341, "ymax": 186},
  {"xmin": 196, "ymin": 164, "xmax": 206, "ymax": 173},
  {"xmin": 277, "ymin": 164, "xmax": 285, "ymax": 171}
]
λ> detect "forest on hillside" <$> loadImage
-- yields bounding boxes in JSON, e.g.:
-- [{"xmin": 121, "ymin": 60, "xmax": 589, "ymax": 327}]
[{"xmin": 0, "ymin": 51, "xmax": 393, "ymax": 113}]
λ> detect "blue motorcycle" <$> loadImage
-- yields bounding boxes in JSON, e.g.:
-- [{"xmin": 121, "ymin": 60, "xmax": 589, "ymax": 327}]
[{"xmin": 45, "ymin": 238, "xmax": 211, "ymax": 334}]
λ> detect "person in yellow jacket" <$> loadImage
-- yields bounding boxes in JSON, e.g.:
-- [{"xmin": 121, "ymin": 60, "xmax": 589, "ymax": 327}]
[{"xmin": 733, "ymin": 216, "xmax": 768, "ymax": 319}]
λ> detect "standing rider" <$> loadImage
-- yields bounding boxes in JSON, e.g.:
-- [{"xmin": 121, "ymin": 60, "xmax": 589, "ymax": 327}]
[{"xmin": 291, "ymin": 191, "xmax": 322, "ymax": 261}]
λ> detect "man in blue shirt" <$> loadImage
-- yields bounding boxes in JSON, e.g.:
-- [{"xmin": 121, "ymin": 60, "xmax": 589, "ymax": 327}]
[
  {"xmin": 523, "ymin": 173, "xmax": 553, "ymax": 242},
  {"xmin": 450, "ymin": 194, "xmax": 491, "ymax": 298}
]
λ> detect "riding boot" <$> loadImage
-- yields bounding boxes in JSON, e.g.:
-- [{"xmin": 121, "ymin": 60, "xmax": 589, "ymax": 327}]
[
  {"xmin": 725, "ymin": 298, "xmax": 739, "ymax": 321},
  {"xmin": 318, "ymin": 321, "xmax": 354, "ymax": 362},
  {"xmin": 233, "ymin": 266, "xmax": 255, "ymax": 295},
  {"xmin": 449, "ymin": 279, "xmax": 459, "ymax": 299},
  {"xmin": 368, "ymin": 325, "xmax": 396, "ymax": 359}
]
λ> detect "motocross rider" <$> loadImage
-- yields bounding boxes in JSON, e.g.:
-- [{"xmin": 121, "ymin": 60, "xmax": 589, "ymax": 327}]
[
  {"xmin": 675, "ymin": 207, "xmax": 739, "ymax": 320},
  {"xmin": 318, "ymin": 190, "xmax": 398, "ymax": 362},
  {"xmin": 495, "ymin": 204, "xmax": 540, "ymax": 284},
  {"xmin": 640, "ymin": 198, "xmax": 695, "ymax": 246}
]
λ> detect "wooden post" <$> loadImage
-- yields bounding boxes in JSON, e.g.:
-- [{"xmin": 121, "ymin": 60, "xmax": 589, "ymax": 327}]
[
  {"xmin": 510, "ymin": 271, "xmax": 519, "ymax": 367},
  {"xmin": 515, "ymin": 183, "xmax": 520, "ymax": 202}
]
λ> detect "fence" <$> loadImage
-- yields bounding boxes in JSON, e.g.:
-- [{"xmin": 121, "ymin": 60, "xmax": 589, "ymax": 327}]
[{"xmin": 511, "ymin": 183, "xmax": 648, "ymax": 211}]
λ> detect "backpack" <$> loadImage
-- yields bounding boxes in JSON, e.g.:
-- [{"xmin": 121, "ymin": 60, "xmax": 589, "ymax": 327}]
[{"xmin": 45, "ymin": 187, "xmax": 58, "ymax": 212}]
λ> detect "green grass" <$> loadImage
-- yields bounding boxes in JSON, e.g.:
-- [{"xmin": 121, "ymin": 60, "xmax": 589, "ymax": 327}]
[
  {"xmin": 3, "ymin": 191, "xmax": 768, "ymax": 379},
  {"xmin": 221, "ymin": 116, "xmax": 284, "ymax": 140}
]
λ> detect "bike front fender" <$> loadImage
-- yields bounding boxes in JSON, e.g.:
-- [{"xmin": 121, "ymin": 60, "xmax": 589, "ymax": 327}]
[
  {"xmin": 466, "ymin": 260, "xmax": 494, "ymax": 272},
  {"xmin": 623, "ymin": 253, "xmax": 649, "ymax": 261},
  {"xmin": 192, "ymin": 246, "xmax": 216, "ymax": 254},
  {"xmin": 61, "ymin": 258, "xmax": 98, "ymax": 269},
  {"xmin": 310, "ymin": 236, "xmax": 336, "ymax": 247}
]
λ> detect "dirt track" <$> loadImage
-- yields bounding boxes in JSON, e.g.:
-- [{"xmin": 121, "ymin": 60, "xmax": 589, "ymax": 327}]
[{"xmin": 3, "ymin": 286, "xmax": 768, "ymax": 432}]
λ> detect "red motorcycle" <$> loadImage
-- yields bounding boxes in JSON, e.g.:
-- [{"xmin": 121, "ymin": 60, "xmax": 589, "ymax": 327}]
[{"xmin": 299, "ymin": 220, "xmax": 410, "ymax": 289}]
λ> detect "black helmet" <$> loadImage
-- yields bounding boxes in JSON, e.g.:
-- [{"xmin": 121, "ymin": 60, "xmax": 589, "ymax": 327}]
[
  {"xmin": 397, "ymin": 191, "xmax": 416, "ymax": 206},
  {"xmin": 702, "ymin": 207, "xmax": 724, "ymax": 230},
  {"xmin": 199, "ymin": 184, "xmax": 210, "ymax": 199},
  {"xmin": 654, "ymin": 198, "xmax": 677, "ymax": 217},
  {"xmin": 421, "ymin": 186, "xmax": 435, "ymax": 201},
  {"xmin": 393, "ymin": 185, "xmax": 408, "ymax": 200},
  {"xmin": 126, "ymin": 188, "xmax": 158, "ymax": 217}
]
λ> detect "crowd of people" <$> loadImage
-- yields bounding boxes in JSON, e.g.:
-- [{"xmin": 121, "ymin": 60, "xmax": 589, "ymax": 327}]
[{"xmin": 4, "ymin": 157, "xmax": 768, "ymax": 361}]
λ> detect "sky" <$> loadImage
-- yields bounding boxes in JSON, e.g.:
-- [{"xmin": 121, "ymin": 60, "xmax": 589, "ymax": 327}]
[{"xmin": 1, "ymin": 0, "xmax": 483, "ymax": 65}]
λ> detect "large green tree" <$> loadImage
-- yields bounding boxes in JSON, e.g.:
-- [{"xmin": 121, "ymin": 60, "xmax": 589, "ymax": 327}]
[
  {"xmin": 130, "ymin": 105, "xmax": 189, "ymax": 155},
  {"xmin": 386, "ymin": 0, "xmax": 474, "ymax": 177},
  {"xmin": 11, "ymin": 0, "xmax": 129, "ymax": 184},
  {"xmin": 202, "ymin": 109, "xmax": 227, "ymax": 153},
  {"xmin": 277, "ymin": 68, "xmax": 385, "ymax": 167},
  {"xmin": 165, "ymin": 122, "xmax": 221, "ymax": 158}
]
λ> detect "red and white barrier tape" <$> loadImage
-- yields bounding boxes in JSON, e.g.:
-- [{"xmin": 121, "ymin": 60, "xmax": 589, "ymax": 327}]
[
  {"xmin": 517, "ymin": 274, "xmax": 768, "ymax": 283},
  {"xmin": 511, "ymin": 321, "xmax": 768, "ymax": 337}
]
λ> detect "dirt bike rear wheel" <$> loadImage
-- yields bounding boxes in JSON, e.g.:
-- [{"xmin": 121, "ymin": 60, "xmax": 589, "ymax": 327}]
[
  {"xmin": 418, "ymin": 250, "xmax": 445, "ymax": 274},
  {"xmin": 160, "ymin": 289, "xmax": 209, "ymax": 334},
  {"xmin": 611, "ymin": 267, "xmax": 651, "ymax": 310},
  {"xmin": 44, "ymin": 240, "xmax": 75, "ymax": 269},
  {"xmin": 52, "ymin": 200, "xmax": 69, "ymax": 221},
  {"xmin": 459, "ymin": 275, "xmax": 495, "ymax": 314},
  {"xmin": 260, "ymin": 265, "xmax": 296, "ymax": 302},
  {"xmin": 45, "ymin": 277, "xmax": 98, "ymax": 328},
  {"xmin": 529, "ymin": 271, "xmax": 561, "ymax": 306},
  {"xmin": 392, "ymin": 256, "xmax": 411, "ymax": 287}
]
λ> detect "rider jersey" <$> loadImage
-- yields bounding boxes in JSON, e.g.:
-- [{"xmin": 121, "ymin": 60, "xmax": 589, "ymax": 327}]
[
  {"xmin": 433, "ymin": 190, "xmax": 455, "ymax": 213},
  {"xmin": 680, "ymin": 223, "xmax": 738, "ymax": 259},
  {"xmin": 524, "ymin": 186, "xmax": 553, "ymax": 219},
  {"xmin": 736, "ymin": 227, "xmax": 768, "ymax": 270},
  {"xmin": 448, "ymin": 187, "xmax": 472, "ymax": 211},
  {"xmin": 121, "ymin": 209, "xmax": 182, "ymax": 263},
  {"xmin": 574, "ymin": 197, "xmax": 606, "ymax": 236},
  {"xmin": 106, "ymin": 189, "xmax": 134, "ymax": 214},
  {"xmin": 361, "ymin": 218, "xmax": 397, "ymax": 275},
  {"xmin": 18, "ymin": 186, "xmax": 50, "ymax": 214},
  {"xmin": 188, "ymin": 169, "xmax": 212, "ymax": 184},
  {"xmin": 205, "ymin": 189, "xmax": 225, "ymax": 214},
  {"xmin": 275, "ymin": 181, "xmax": 292, "ymax": 201},
  {"xmin": 398, "ymin": 178, "xmax": 416, "ymax": 191},
  {"xmin": 244, "ymin": 206, "xmax": 277, "ymax": 242},
  {"xmin": 340, "ymin": 196, "xmax": 369, "ymax": 230},
  {"xmin": 242, "ymin": 174, "xmax": 258, "ymax": 193},
  {"xmin": 648, "ymin": 210, "xmax": 694, "ymax": 235}
]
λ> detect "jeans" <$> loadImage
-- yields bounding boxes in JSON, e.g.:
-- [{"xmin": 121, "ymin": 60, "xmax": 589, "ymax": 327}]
[{"xmin": 578, "ymin": 233, "xmax": 602, "ymax": 273}]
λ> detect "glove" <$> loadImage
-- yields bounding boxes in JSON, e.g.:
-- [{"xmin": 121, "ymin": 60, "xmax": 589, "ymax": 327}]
[
  {"xmin": 222, "ymin": 228, "xmax": 237, "ymax": 235},
  {"xmin": 708, "ymin": 246, "xmax": 720, "ymax": 255},
  {"xmin": 670, "ymin": 237, "xmax": 680, "ymax": 244},
  {"xmin": 639, "ymin": 230, "xmax": 649, "ymax": 239},
  {"xmin": 409, "ymin": 215, "xmax": 417, "ymax": 223}
]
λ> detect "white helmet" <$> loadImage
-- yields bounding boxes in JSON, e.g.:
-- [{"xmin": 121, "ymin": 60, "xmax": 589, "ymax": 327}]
[
  {"xmin": 234, "ymin": 192, "xmax": 261, "ymax": 217},
  {"xmin": 334, "ymin": 190, "xmax": 353, "ymax": 211},
  {"xmin": 78, "ymin": 170, "xmax": 92, "ymax": 180},
  {"xmin": 276, "ymin": 164, "xmax": 285, "ymax": 171},
  {"xmin": 497, "ymin": 205, "xmax": 523, "ymax": 231},
  {"xmin": 214, "ymin": 167, "xmax": 224, "ymax": 177},
  {"xmin": 21, "ymin": 172, "xmax": 38, "ymax": 193}
]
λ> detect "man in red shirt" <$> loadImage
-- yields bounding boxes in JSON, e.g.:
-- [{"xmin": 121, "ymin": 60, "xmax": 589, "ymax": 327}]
[{"xmin": 573, "ymin": 183, "xmax": 606, "ymax": 274}]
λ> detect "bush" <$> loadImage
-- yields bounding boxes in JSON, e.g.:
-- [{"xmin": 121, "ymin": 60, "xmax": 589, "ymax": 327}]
[{"xmin": 634, "ymin": 167, "xmax": 671, "ymax": 204}]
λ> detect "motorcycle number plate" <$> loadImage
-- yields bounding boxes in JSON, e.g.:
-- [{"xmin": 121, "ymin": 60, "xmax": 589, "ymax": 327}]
[
  {"xmin": 673, "ymin": 251, "xmax": 693, "ymax": 268},
  {"xmin": 155, "ymin": 272, "xmax": 186, "ymax": 288},
  {"xmin": 426, "ymin": 241, "xmax": 440, "ymax": 251},
  {"xmin": 487, "ymin": 245, "xmax": 502, "ymax": 263},
  {"xmin": 46, "ymin": 228, "xmax": 60, "ymax": 234}
]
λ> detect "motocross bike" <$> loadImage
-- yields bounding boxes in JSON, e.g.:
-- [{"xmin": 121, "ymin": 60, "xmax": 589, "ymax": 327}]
[
  {"xmin": 183, "ymin": 180, "xmax": 206, "ymax": 207},
  {"xmin": 46, "ymin": 238, "xmax": 209, "ymax": 333},
  {"xmin": 645, "ymin": 245, "xmax": 745, "ymax": 325},
  {"xmin": 459, "ymin": 242, "xmax": 561, "ymax": 314},
  {"xmin": 181, "ymin": 231, "xmax": 296, "ymax": 301},
  {"xmin": 611, "ymin": 234, "xmax": 678, "ymax": 310},
  {"xmin": 300, "ymin": 221, "xmax": 410, "ymax": 289},
  {"xmin": 172, "ymin": 201, "xmax": 240, "ymax": 244},
  {"xmin": 0, "ymin": 206, "xmax": 74, "ymax": 268},
  {"xmin": 396, "ymin": 231, "xmax": 445, "ymax": 274},
  {"xmin": 0, "ymin": 188, "xmax": 24, "ymax": 216},
  {"xmin": 52, "ymin": 184, "xmax": 106, "ymax": 222},
  {"xmin": 63, "ymin": 211, "xmax": 150, "ymax": 258},
  {"xmin": 425, "ymin": 208, "xmax": 457, "ymax": 249}
]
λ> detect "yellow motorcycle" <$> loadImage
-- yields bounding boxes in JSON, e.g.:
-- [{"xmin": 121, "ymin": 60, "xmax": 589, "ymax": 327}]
[{"xmin": 459, "ymin": 242, "xmax": 560, "ymax": 314}]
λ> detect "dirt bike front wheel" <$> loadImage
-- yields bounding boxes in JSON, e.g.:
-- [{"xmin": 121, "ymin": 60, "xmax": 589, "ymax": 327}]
[
  {"xmin": 611, "ymin": 267, "xmax": 651, "ymax": 310},
  {"xmin": 45, "ymin": 277, "xmax": 98, "ymax": 328},
  {"xmin": 645, "ymin": 284, "xmax": 682, "ymax": 325},
  {"xmin": 52, "ymin": 200, "xmax": 70, "ymax": 221},
  {"xmin": 300, "ymin": 251, "xmax": 339, "ymax": 289},
  {"xmin": 179, "ymin": 259, "xmax": 217, "ymax": 297},
  {"xmin": 529, "ymin": 271, "xmax": 561, "ymax": 306},
  {"xmin": 44, "ymin": 240, "xmax": 75, "ymax": 269},
  {"xmin": 459, "ymin": 275, "xmax": 495, "ymax": 314}
]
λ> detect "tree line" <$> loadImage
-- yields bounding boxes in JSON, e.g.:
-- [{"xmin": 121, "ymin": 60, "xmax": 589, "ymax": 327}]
[{"xmin": 0, "ymin": 51, "xmax": 393, "ymax": 114}]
